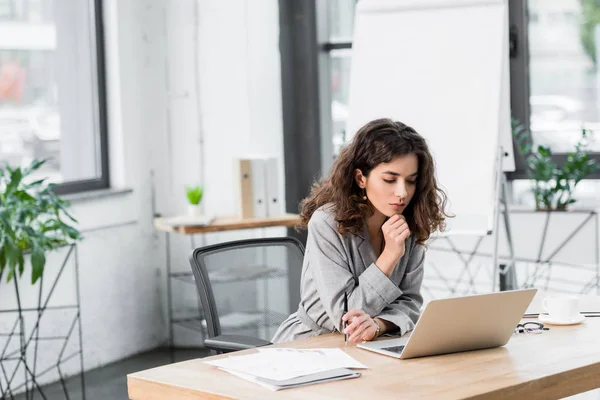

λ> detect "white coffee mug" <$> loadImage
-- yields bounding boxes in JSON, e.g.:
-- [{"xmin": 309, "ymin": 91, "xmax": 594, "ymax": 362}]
[{"xmin": 542, "ymin": 295, "xmax": 579, "ymax": 321}]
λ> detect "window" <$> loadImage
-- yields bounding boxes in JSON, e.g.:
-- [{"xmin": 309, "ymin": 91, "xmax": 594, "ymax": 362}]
[
  {"xmin": 509, "ymin": 0, "xmax": 600, "ymax": 206},
  {"xmin": 526, "ymin": 0, "xmax": 600, "ymax": 154},
  {"xmin": 319, "ymin": 0, "xmax": 356, "ymax": 165},
  {"xmin": 0, "ymin": 0, "xmax": 108, "ymax": 194},
  {"xmin": 510, "ymin": 0, "xmax": 600, "ymax": 175}
]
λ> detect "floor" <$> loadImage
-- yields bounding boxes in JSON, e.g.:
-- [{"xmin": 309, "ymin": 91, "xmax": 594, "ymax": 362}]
[{"xmin": 11, "ymin": 347, "xmax": 210, "ymax": 400}]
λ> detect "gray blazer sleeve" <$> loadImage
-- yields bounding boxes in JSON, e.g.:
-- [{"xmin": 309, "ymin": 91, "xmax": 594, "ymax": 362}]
[
  {"xmin": 376, "ymin": 243, "xmax": 425, "ymax": 335},
  {"xmin": 307, "ymin": 214, "xmax": 403, "ymax": 332}
]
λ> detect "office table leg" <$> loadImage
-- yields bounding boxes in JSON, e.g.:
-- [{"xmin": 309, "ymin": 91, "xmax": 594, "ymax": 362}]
[{"xmin": 165, "ymin": 232, "xmax": 174, "ymax": 363}]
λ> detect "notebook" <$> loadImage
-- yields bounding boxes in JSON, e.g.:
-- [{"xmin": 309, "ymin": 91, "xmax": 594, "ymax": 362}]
[{"xmin": 220, "ymin": 368, "xmax": 361, "ymax": 391}]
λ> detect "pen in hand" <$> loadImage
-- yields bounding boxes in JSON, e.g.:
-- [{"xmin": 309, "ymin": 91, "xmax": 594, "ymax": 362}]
[{"xmin": 343, "ymin": 292, "xmax": 348, "ymax": 345}]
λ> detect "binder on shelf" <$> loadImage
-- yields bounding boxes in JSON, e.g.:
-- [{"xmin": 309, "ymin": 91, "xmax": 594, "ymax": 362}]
[
  {"xmin": 236, "ymin": 158, "xmax": 254, "ymax": 219},
  {"xmin": 265, "ymin": 157, "xmax": 282, "ymax": 217},
  {"xmin": 235, "ymin": 158, "xmax": 267, "ymax": 219},
  {"xmin": 250, "ymin": 158, "xmax": 267, "ymax": 218}
]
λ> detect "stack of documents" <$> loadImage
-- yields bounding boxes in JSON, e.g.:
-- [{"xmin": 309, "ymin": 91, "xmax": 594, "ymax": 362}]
[
  {"xmin": 161, "ymin": 215, "xmax": 214, "ymax": 227},
  {"xmin": 204, "ymin": 348, "xmax": 367, "ymax": 391}
]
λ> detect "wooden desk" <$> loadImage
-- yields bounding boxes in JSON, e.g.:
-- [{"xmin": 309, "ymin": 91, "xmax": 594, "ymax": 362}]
[
  {"xmin": 154, "ymin": 214, "xmax": 301, "ymax": 235},
  {"xmin": 128, "ymin": 317, "xmax": 600, "ymax": 399}
]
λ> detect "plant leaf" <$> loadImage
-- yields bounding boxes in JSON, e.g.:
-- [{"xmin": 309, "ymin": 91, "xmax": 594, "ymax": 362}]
[
  {"xmin": 5, "ymin": 168, "xmax": 22, "ymax": 196},
  {"xmin": 53, "ymin": 198, "xmax": 77, "ymax": 222},
  {"xmin": 4, "ymin": 163, "xmax": 13, "ymax": 176},
  {"xmin": 62, "ymin": 224, "xmax": 81, "ymax": 240},
  {"xmin": 185, "ymin": 185, "xmax": 204, "ymax": 205},
  {"xmin": 0, "ymin": 158, "xmax": 81, "ymax": 284},
  {"xmin": 15, "ymin": 191, "xmax": 36, "ymax": 203},
  {"xmin": 23, "ymin": 159, "xmax": 47, "ymax": 175},
  {"xmin": 4, "ymin": 239, "xmax": 19, "ymax": 282},
  {"xmin": 18, "ymin": 252, "xmax": 24, "ymax": 277},
  {"xmin": 24, "ymin": 179, "xmax": 46, "ymax": 189},
  {"xmin": 0, "ymin": 246, "xmax": 5, "ymax": 282},
  {"xmin": 31, "ymin": 241, "xmax": 46, "ymax": 284}
]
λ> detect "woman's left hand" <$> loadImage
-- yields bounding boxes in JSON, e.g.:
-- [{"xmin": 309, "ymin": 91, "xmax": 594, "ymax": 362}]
[{"xmin": 342, "ymin": 309, "xmax": 378, "ymax": 343}]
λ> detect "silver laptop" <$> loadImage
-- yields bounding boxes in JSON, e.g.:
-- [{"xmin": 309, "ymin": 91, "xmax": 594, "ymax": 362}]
[{"xmin": 357, "ymin": 288, "xmax": 537, "ymax": 359}]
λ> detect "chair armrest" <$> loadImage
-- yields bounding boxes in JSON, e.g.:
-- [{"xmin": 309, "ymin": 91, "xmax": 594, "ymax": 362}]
[{"xmin": 204, "ymin": 334, "xmax": 272, "ymax": 352}]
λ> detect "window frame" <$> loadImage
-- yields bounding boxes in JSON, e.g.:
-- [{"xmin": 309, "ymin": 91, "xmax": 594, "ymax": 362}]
[{"xmin": 53, "ymin": 0, "xmax": 109, "ymax": 195}]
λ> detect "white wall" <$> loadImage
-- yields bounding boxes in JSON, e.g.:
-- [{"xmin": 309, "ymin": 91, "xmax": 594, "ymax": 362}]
[
  {"xmin": 102, "ymin": 0, "xmax": 286, "ymax": 359},
  {"xmin": 98, "ymin": 0, "xmax": 286, "ymax": 361},
  {"xmin": 0, "ymin": 0, "xmax": 285, "ymax": 388}
]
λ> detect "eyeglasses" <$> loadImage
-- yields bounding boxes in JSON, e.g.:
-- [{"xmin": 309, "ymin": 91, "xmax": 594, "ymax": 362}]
[{"xmin": 514, "ymin": 321, "xmax": 549, "ymax": 335}]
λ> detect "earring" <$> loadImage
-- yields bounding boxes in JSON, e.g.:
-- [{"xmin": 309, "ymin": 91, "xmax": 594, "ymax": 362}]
[{"xmin": 362, "ymin": 189, "xmax": 367, "ymax": 201}]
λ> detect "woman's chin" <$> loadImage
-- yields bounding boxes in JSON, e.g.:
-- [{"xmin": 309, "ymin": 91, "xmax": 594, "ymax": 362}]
[
  {"xmin": 379, "ymin": 208, "xmax": 403, "ymax": 218},
  {"xmin": 389, "ymin": 206, "xmax": 404, "ymax": 216}
]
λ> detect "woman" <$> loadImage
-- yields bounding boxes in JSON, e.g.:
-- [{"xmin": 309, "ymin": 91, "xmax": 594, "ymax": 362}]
[{"xmin": 272, "ymin": 118, "xmax": 449, "ymax": 344}]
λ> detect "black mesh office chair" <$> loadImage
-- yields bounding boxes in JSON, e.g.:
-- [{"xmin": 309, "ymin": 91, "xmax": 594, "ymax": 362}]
[{"xmin": 189, "ymin": 237, "xmax": 304, "ymax": 353}]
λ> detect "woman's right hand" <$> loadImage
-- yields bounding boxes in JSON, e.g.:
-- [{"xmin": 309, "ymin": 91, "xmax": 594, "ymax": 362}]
[{"xmin": 381, "ymin": 214, "xmax": 411, "ymax": 260}]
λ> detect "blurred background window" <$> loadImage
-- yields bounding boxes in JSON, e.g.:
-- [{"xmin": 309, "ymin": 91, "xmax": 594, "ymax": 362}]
[
  {"xmin": 0, "ymin": 0, "xmax": 107, "ymax": 193},
  {"xmin": 528, "ymin": 0, "xmax": 600, "ymax": 152},
  {"xmin": 322, "ymin": 0, "xmax": 356, "ymax": 160}
]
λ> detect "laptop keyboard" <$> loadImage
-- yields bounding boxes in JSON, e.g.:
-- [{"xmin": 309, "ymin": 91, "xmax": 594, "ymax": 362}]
[{"xmin": 381, "ymin": 345, "xmax": 405, "ymax": 354}]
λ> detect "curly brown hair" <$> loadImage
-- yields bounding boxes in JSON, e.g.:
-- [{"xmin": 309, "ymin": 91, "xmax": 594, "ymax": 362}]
[{"xmin": 297, "ymin": 118, "xmax": 450, "ymax": 245}]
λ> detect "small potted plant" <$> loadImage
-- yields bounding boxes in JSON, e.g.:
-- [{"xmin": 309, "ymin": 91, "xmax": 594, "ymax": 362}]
[
  {"xmin": 0, "ymin": 159, "xmax": 81, "ymax": 284},
  {"xmin": 513, "ymin": 120, "xmax": 599, "ymax": 211},
  {"xmin": 185, "ymin": 184, "xmax": 204, "ymax": 217}
]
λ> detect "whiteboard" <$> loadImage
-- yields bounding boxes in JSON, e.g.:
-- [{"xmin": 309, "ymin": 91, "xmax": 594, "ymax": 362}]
[{"xmin": 346, "ymin": 0, "xmax": 513, "ymax": 236}]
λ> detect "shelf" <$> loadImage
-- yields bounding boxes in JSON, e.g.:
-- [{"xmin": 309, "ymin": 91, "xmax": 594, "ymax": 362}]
[
  {"xmin": 172, "ymin": 310, "xmax": 287, "ymax": 334},
  {"xmin": 170, "ymin": 272, "xmax": 196, "ymax": 284},
  {"xmin": 169, "ymin": 267, "xmax": 288, "ymax": 285},
  {"xmin": 154, "ymin": 213, "xmax": 300, "ymax": 234}
]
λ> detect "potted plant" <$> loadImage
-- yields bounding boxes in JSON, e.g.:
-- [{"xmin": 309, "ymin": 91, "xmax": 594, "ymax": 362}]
[
  {"xmin": 0, "ymin": 159, "xmax": 81, "ymax": 284},
  {"xmin": 0, "ymin": 159, "xmax": 85, "ymax": 398},
  {"xmin": 513, "ymin": 120, "xmax": 599, "ymax": 211},
  {"xmin": 185, "ymin": 184, "xmax": 204, "ymax": 217}
]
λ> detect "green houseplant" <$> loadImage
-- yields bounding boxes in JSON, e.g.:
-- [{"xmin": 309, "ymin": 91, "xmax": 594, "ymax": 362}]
[
  {"xmin": 513, "ymin": 119, "xmax": 599, "ymax": 210},
  {"xmin": 185, "ymin": 184, "xmax": 204, "ymax": 217},
  {"xmin": 0, "ymin": 159, "xmax": 81, "ymax": 284}
]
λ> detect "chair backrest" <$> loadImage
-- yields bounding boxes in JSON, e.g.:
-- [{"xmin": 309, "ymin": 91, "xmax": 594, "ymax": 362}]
[{"xmin": 189, "ymin": 237, "xmax": 305, "ymax": 341}]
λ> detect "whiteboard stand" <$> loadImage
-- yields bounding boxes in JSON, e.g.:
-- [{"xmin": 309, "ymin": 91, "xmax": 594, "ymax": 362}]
[
  {"xmin": 345, "ymin": 0, "xmax": 515, "ymax": 293},
  {"xmin": 492, "ymin": 146, "xmax": 517, "ymax": 292},
  {"xmin": 429, "ymin": 146, "xmax": 517, "ymax": 294}
]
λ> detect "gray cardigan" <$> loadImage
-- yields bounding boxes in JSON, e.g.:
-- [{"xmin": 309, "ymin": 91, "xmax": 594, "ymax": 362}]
[{"xmin": 272, "ymin": 204, "xmax": 425, "ymax": 343}]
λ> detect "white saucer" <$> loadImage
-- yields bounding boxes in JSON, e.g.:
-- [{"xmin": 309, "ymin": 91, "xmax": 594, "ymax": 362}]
[{"xmin": 538, "ymin": 313, "xmax": 586, "ymax": 326}]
